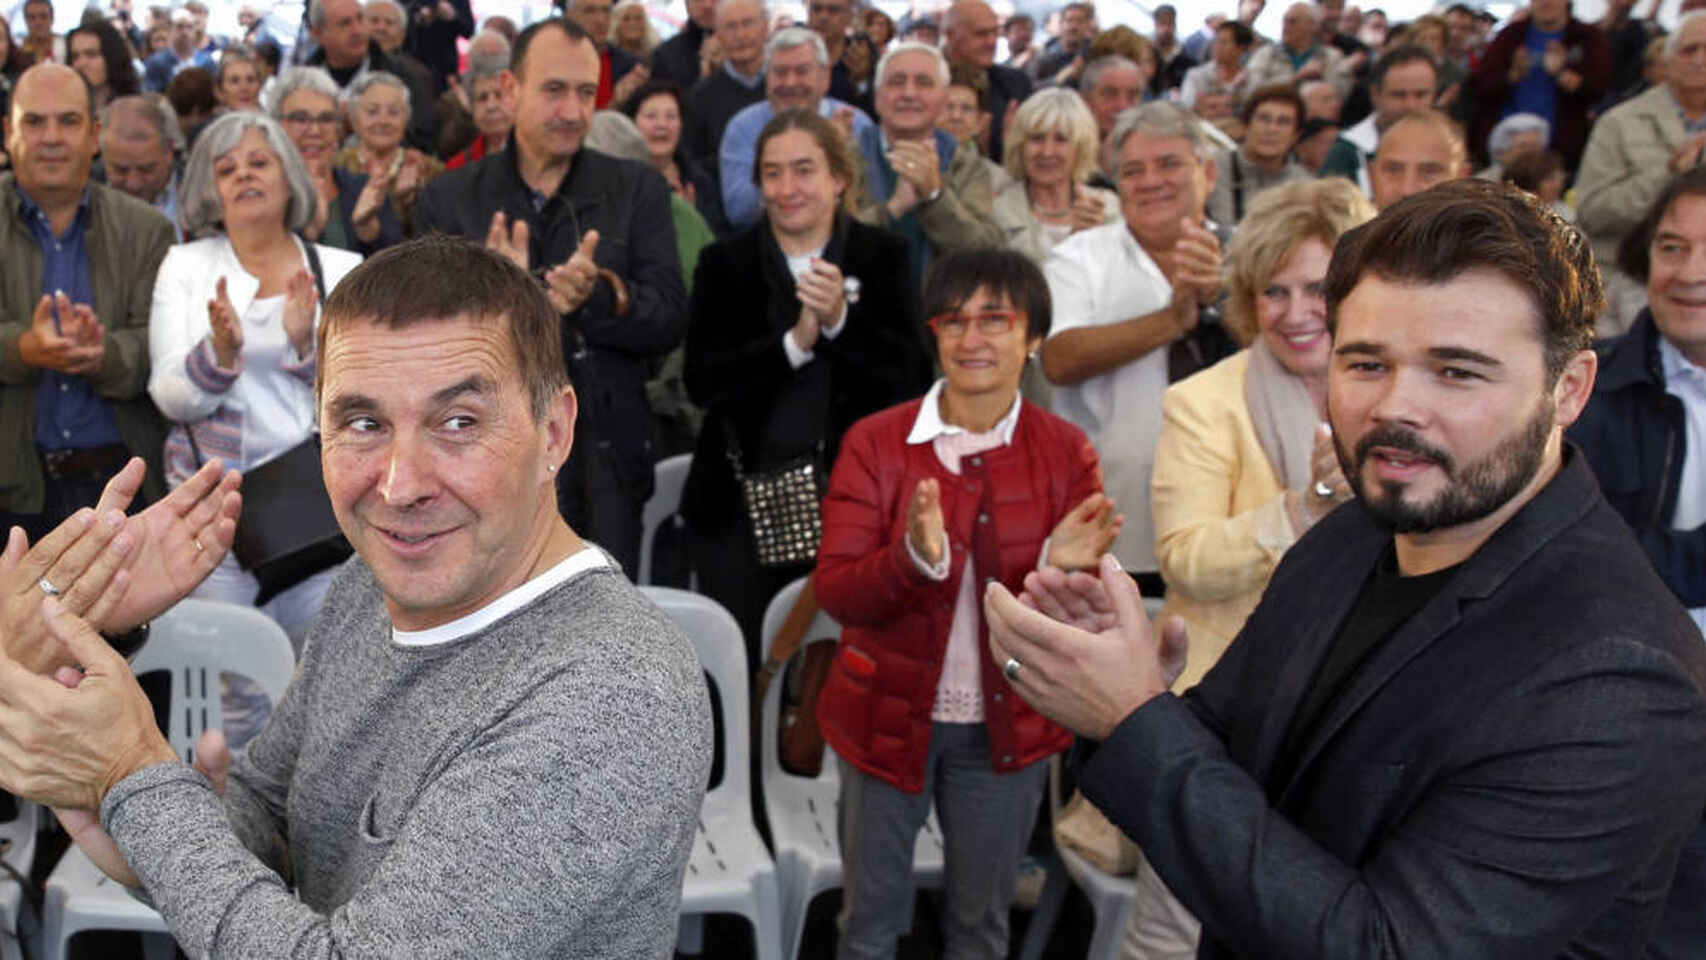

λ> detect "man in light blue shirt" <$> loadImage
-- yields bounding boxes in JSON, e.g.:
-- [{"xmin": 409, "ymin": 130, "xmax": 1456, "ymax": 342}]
[{"xmin": 718, "ymin": 25, "xmax": 873, "ymax": 229}]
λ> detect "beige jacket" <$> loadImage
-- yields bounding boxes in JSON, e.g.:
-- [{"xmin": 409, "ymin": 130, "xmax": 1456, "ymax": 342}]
[
  {"xmin": 1577, "ymin": 84, "xmax": 1689, "ymax": 252},
  {"xmin": 990, "ymin": 178, "xmax": 1121, "ymax": 267},
  {"xmin": 853, "ymin": 129, "xmax": 1003, "ymax": 252},
  {"xmin": 1151, "ymin": 350, "xmax": 1302, "ymax": 690}
]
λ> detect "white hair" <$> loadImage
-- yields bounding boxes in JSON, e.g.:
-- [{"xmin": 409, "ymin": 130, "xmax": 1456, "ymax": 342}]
[
  {"xmin": 874, "ymin": 40, "xmax": 949, "ymax": 88},
  {"xmin": 764, "ymin": 25, "xmax": 827, "ymax": 71},
  {"xmin": 1669, "ymin": 11, "xmax": 1706, "ymax": 57}
]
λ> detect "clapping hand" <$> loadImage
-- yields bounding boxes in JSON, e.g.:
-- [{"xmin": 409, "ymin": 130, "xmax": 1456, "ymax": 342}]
[
  {"xmin": 795, "ymin": 257, "xmax": 846, "ymax": 330},
  {"xmin": 19, "ymin": 293, "xmax": 105, "ymax": 376},
  {"xmin": 1168, "ymin": 217, "xmax": 1223, "ymax": 306},
  {"xmin": 906, "ymin": 478, "xmax": 946, "ymax": 568},
  {"xmin": 985, "ymin": 554, "xmax": 1190, "ymax": 739},
  {"xmin": 1672, "ymin": 132, "xmax": 1706, "ymax": 174},
  {"xmin": 886, "ymin": 140, "xmax": 942, "ymax": 217},
  {"xmin": 207, "ymin": 276, "xmax": 243, "ymax": 369},
  {"xmin": 1070, "ymin": 191, "xmax": 1105, "ymax": 233},
  {"xmin": 281, "ymin": 268, "xmax": 318, "ymax": 359},
  {"xmin": 1046, "ymin": 493, "xmax": 1123, "ymax": 571},
  {"xmin": 540, "ymin": 230, "xmax": 602, "ymax": 315}
]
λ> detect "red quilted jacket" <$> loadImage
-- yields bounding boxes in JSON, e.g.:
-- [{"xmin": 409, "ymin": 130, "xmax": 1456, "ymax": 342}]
[{"xmin": 813, "ymin": 396, "xmax": 1102, "ymax": 793}]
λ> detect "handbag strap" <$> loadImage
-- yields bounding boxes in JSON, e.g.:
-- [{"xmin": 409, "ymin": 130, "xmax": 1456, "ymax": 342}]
[
  {"xmin": 299, "ymin": 233, "xmax": 327, "ymax": 301},
  {"xmin": 754, "ymin": 577, "xmax": 820, "ymax": 704}
]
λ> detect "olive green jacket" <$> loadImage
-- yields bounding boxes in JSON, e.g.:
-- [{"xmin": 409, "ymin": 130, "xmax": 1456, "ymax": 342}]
[{"xmin": 0, "ymin": 175, "xmax": 173, "ymax": 513}]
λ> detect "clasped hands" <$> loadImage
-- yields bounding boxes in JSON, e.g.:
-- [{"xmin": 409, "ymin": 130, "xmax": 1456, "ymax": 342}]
[
  {"xmin": 487, "ymin": 211, "xmax": 602, "ymax": 315},
  {"xmin": 789, "ymin": 257, "xmax": 847, "ymax": 353},
  {"xmin": 18, "ymin": 291, "xmax": 105, "ymax": 376},
  {"xmin": 1163, "ymin": 217, "xmax": 1222, "ymax": 334},
  {"xmin": 884, "ymin": 139, "xmax": 943, "ymax": 218},
  {"xmin": 985, "ymin": 554, "xmax": 1189, "ymax": 741}
]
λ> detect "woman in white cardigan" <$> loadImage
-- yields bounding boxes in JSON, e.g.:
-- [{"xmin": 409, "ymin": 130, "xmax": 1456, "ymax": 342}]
[{"xmin": 148, "ymin": 111, "xmax": 361, "ymax": 659}]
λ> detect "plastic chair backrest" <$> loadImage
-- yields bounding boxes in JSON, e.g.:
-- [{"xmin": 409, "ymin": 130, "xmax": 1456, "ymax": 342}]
[
  {"xmin": 642, "ymin": 586, "xmax": 750, "ymax": 808},
  {"xmin": 130, "ymin": 598, "xmax": 297, "ymax": 761},
  {"xmin": 758, "ymin": 577, "xmax": 843, "ymax": 786},
  {"xmin": 639, "ymin": 454, "xmax": 693, "ymax": 586}
]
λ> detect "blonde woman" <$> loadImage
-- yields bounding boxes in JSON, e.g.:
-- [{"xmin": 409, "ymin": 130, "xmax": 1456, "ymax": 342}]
[
  {"xmin": 1129, "ymin": 177, "xmax": 1374, "ymax": 959},
  {"xmin": 992, "ymin": 87, "xmax": 1119, "ymax": 266},
  {"xmin": 611, "ymin": 0, "xmax": 659, "ymax": 58}
]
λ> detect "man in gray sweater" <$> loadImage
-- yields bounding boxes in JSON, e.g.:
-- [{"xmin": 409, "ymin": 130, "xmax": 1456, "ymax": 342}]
[{"xmin": 0, "ymin": 237, "xmax": 714, "ymax": 957}]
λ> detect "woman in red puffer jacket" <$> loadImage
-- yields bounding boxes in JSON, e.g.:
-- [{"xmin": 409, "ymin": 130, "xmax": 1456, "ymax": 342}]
[{"xmin": 814, "ymin": 247, "xmax": 1121, "ymax": 960}]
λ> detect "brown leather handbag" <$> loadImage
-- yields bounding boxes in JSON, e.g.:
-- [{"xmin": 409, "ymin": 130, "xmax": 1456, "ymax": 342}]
[{"xmin": 757, "ymin": 579, "xmax": 836, "ymax": 777}]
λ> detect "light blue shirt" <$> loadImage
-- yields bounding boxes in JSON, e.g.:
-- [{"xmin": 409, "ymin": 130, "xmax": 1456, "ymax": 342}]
[
  {"xmin": 1660, "ymin": 335, "xmax": 1706, "ymax": 637},
  {"xmin": 718, "ymin": 97, "xmax": 875, "ymax": 230}
]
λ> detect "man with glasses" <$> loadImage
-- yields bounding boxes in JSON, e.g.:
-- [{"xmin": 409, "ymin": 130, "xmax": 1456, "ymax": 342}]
[
  {"xmin": 807, "ymin": 0, "xmax": 871, "ymax": 112},
  {"xmin": 416, "ymin": 17, "xmax": 685, "ymax": 580}
]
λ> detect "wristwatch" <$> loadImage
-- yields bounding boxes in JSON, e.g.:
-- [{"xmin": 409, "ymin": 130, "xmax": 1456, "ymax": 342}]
[{"xmin": 102, "ymin": 621, "xmax": 151, "ymax": 659}]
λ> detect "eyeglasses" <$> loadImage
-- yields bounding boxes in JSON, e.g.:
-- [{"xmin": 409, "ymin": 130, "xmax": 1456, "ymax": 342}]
[
  {"xmin": 282, "ymin": 111, "xmax": 339, "ymax": 128},
  {"xmin": 927, "ymin": 309, "xmax": 1022, "ymax": 338}
]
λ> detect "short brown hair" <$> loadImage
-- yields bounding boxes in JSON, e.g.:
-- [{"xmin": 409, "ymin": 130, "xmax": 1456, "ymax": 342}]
[
  {"xmin": 1618, "ymin": 166, "xmax": 1706, "ymax": 282},
  {"xmin": 752, "ymin": 108, "xmax": 861, "ymax": 214},
  {"xmin": 1239, "ymin": 82, "xmax": 1304, "ymax": 130},
  {"xmin": 316, "ymin": 235, "xmax": 569, "ymax": 420},
  {"xmin": 1324, "ymin": 179, "xmax": 1601, "ymax": 384}
]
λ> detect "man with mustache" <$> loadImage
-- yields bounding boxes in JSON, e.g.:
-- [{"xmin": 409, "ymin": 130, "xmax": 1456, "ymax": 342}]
[
  {"xmin": 417, "ymin": 16, "xmax": 686, "ymax": 579},
  {"xmin": 1, "ymin": 64, "xmax": 175, "ymax": 544},
  {"xmin": 989, "ymin": 180, "xmax": 1706, "ymax": 956}
]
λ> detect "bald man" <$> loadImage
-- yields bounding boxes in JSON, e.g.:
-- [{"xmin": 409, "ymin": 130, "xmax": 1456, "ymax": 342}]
[
  {"xmin": 943, "ymin": 0, "xmax": 1032, "ymax": 161},
  {"xmin": 1244, "ymin": 3, "xmax": 1356, "ymax": 98},
  {"xmin": 1369, "ymin": 109, "xmax": 1467, "ymax": 210},
  {"xmin": 1, "ymin": 65, "xmax": 175, "ymax": 536}
]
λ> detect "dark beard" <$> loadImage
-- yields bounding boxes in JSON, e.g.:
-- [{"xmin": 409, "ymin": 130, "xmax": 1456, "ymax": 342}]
[{"xmin": 1335, "ymin": 397, "xmax": 1554, "ymax": 534}]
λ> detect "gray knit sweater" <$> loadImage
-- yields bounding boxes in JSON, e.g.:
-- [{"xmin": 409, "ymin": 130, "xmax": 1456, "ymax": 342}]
[{"xmin": 100, "ymin": 553, "xmax": 713, "ymax": 958}]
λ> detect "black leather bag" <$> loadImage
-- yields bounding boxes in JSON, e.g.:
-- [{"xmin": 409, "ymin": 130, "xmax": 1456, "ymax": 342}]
[{"xmin": 188, "ymin": 239, "xmax": 351, "ymax": 604}]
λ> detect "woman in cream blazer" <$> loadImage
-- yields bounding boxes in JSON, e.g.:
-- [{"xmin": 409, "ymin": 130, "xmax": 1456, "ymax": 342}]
[{"xmin": 1151, "ymin": 179, "xmax": 1374, "ymax": 690}]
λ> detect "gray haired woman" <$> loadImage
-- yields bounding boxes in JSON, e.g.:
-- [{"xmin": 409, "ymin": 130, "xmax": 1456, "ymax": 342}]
[
  {"xmin": 147, "ymin": 112, "xmax": 365, "ymax": 679},
  {"xmin": 333, "ymin": 70, "xmax": 443, "ymax": 232}
]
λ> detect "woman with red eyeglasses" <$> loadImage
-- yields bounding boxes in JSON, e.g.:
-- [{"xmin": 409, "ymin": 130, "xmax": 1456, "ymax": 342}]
[{"xmin": 813, "ymin": 247, "xmax": 1121, "ymax": 959}]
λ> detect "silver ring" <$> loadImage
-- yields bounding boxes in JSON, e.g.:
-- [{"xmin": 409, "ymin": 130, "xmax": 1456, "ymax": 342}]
[
  {"xmin": 37, "ymin": 578, "xmax": 60, "ymax": 597},
  {"xmin": 1003, "ymin": 656, "xmax": 1023, "ymax": 683},
  {"xmin": 1314, "ymin": 481, "xmax": 1334, "ymax": 498},
  {"xmin": 194, "ymin": 538, "xmax": 204, "ymax": 552}
]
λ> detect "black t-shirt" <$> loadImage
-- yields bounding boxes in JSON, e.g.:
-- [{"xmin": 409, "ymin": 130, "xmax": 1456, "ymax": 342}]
[{"xmin": 1271, "ymin": 544, "xmax": 1458, "ymax": 788}]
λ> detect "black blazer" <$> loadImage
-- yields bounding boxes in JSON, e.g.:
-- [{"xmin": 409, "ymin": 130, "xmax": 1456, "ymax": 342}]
[
  {"xmin": 1080, "ymin": 449, "xmax": 1706, "ymax": 958},
  {"xmin": 680, "ymin": 214, "xmax": 932, "ymax": 536}
]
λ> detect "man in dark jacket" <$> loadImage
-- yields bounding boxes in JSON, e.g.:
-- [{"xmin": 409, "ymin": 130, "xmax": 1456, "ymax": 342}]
[
  {"xmin": 403, "ymin": 0, "xmax": 473, "ymax": 91},
  {"xmin": 305, "ymin": 0, "xmax": 438, "ymax": 152},
  {"xmin": 988, "ymin": 181, "xmax": 1706, "ymax": 958},
  {"xmin": 1570, "ymin": 167, "xmax": 1706, "ymax": 958},
  {"xmin": 1572, "ymin": 169, "xmax": 1706, "ymax": 636},
  {"xmin": 649, "ymin": 0, "xmax": 717, "ymax": 88},
  {"xmin": 416, "ymin": 17, "xmax": 686, "ymax": 578}
]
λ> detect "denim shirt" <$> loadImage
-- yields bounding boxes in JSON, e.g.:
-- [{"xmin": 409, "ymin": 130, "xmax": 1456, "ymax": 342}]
[{"xmin": 19, "ymin": 184, "xmax": 122, "ymax": 450}]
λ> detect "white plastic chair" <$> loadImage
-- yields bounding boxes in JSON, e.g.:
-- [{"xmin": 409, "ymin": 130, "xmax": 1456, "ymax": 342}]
[
  {"xmin": 643, "ymin": 587, "xmax": 783, "ymax": 960},
  {"xmin": 757, "ymin": 577, "xmax": 946, "ymax": 960},
  {"xmin": 639, "ymin": 453, "xmax": 693, "ymax": 587},
  {"xmin": 0, "ymin": 802, "xmax": 38, "ymax": 960},
  {"xmin": 41, "ymin": 599, "xmax": 297, "ymax": 960}
]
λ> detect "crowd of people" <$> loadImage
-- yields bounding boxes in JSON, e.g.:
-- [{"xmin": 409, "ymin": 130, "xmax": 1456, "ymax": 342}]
[{"xmin": 4, "ymin": 0, "xmax": 1706, "ymax": 955}]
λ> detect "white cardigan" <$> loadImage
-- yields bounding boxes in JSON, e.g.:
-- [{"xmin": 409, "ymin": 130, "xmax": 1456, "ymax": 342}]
[{"xmin": 147, "ymin": 235, "xmax": 361, "ymax": 484}]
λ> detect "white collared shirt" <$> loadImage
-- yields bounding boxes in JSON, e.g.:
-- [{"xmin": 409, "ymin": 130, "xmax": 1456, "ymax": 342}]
[
  {"xmin": 1043, "ymin": 221, "xmax": 1174, "ymax": 572},
  {"xmin": 392, "ymin": 545, "xmax": 609, "ymax": 647},
  {"xmin": 1659, "ymin": 336, "xmax": 1706, "ymax": 636}
]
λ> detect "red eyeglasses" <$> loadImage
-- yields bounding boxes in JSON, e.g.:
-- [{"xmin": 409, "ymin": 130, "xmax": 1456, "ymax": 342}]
[{"xmin": 927, "ymin": 309, "xmax": 1024, "ymax": 338}]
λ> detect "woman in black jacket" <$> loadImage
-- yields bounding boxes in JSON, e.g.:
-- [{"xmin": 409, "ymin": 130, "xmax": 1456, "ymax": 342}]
[{"xmin": 683, "ymin": 108, "xmax": 933, "ymax": 656}]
